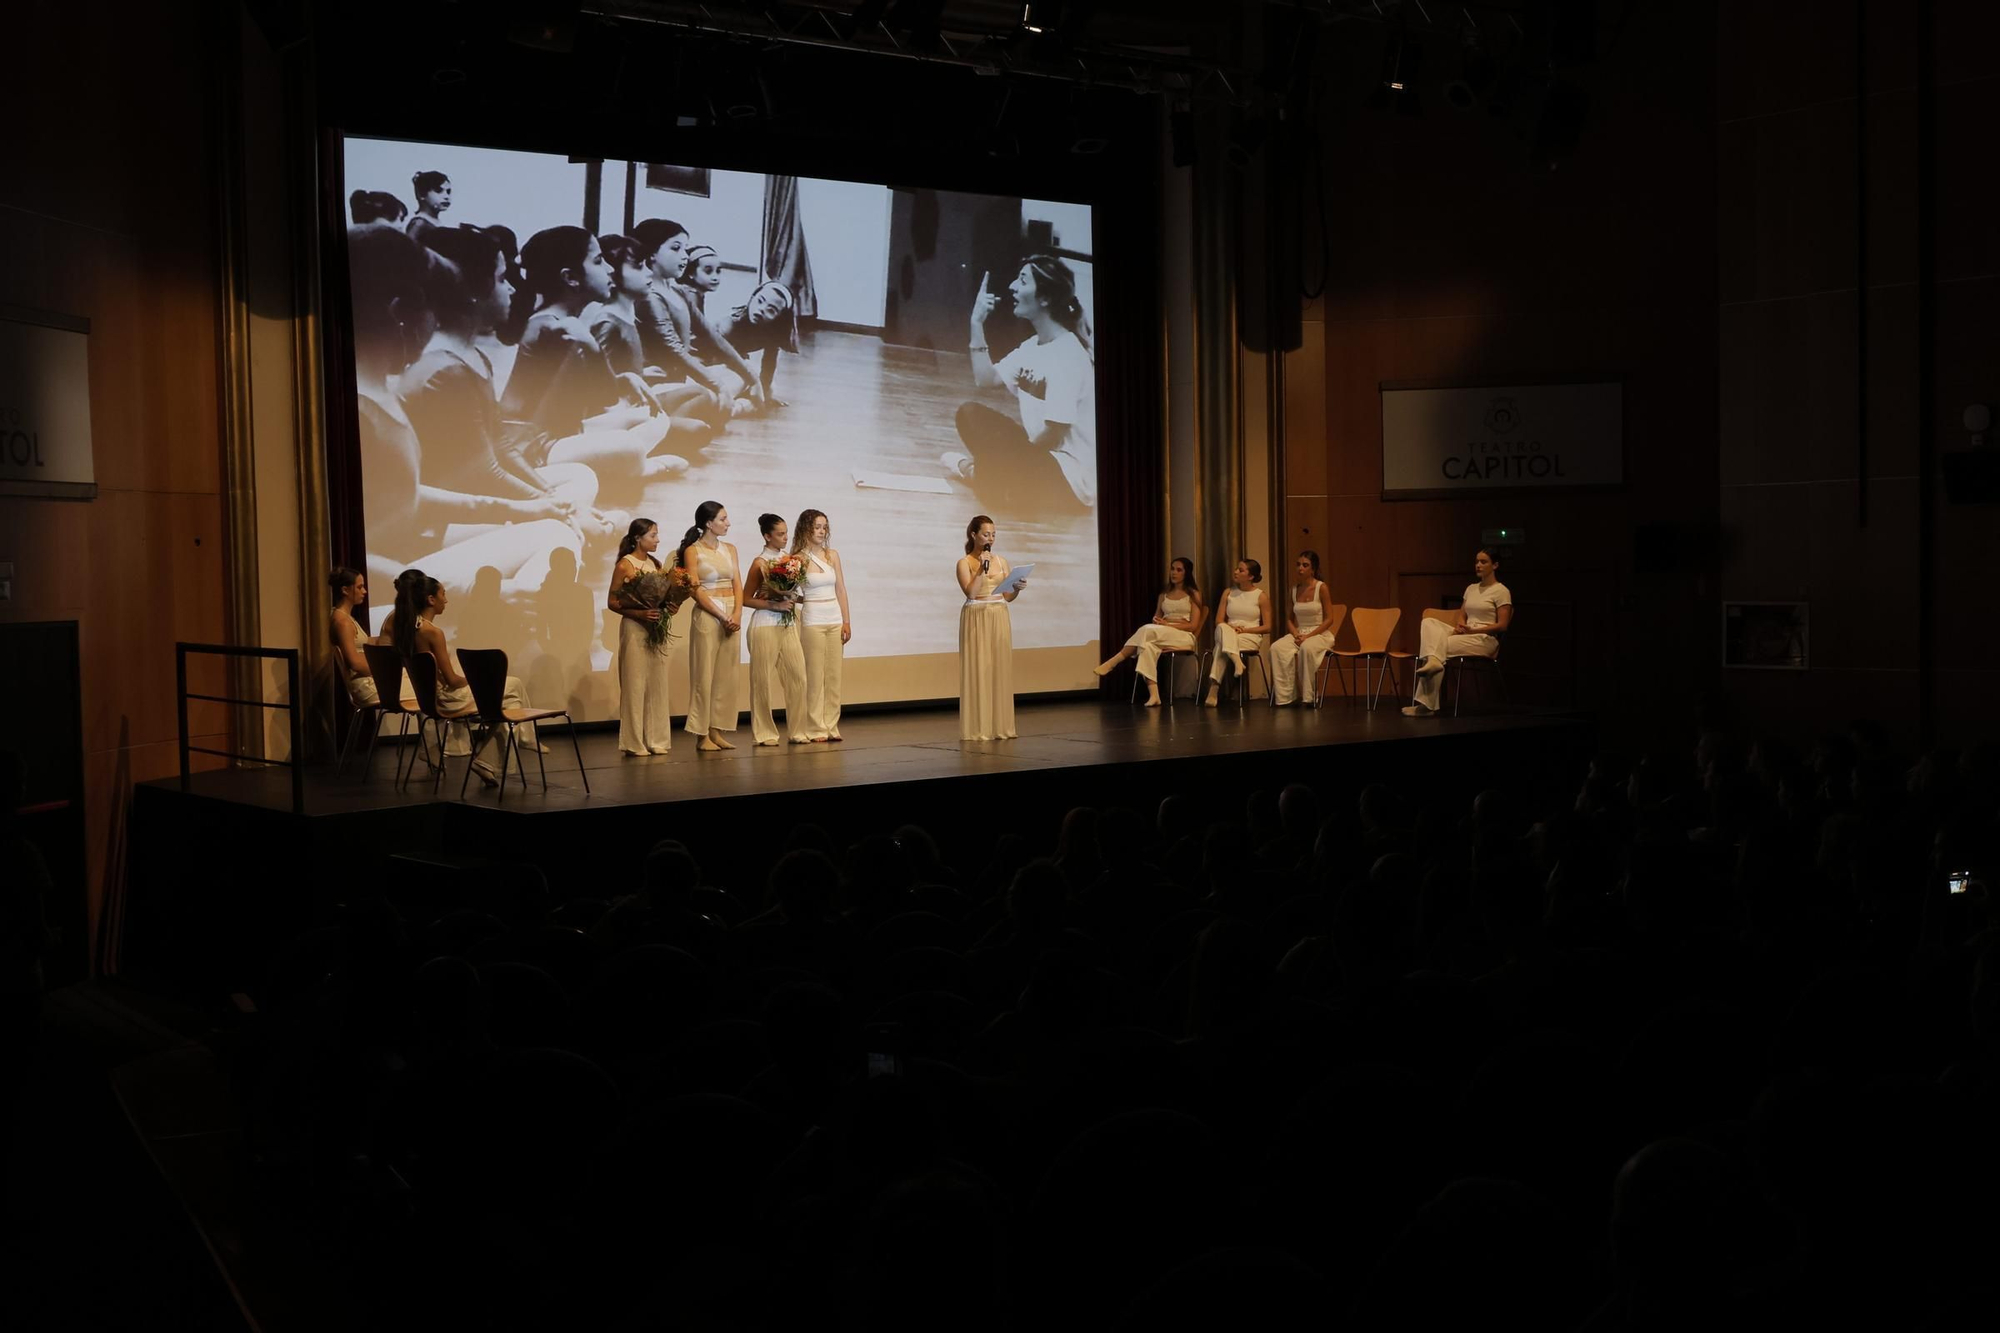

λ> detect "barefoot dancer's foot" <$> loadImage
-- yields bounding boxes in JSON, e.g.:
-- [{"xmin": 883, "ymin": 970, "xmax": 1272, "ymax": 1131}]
[
  {"xmin": 1094, "ymin": 653, "xmax": 1125, "ymax": 677},
  {"xmin": 698, "ymin": 739, "xmax": 723, "ymax": 752},
  {"xmin": 709, "ymin": 732, "xmax": 735, "ymax": 750}
]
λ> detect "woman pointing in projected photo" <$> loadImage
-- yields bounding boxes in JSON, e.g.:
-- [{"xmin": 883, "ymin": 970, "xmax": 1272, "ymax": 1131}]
[{"xmin": 943, "ymin": 256, "xmax": 1096, "ymax": 513}]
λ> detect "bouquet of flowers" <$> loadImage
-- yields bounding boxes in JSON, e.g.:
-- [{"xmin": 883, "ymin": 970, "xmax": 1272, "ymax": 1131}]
[
  {"xmin": 620, "ymin": 565, "xmax": 693, "ymax": 655},
  {"xmin": 761, "ymin": 551, "xmax": 808, "ymax": 627}
]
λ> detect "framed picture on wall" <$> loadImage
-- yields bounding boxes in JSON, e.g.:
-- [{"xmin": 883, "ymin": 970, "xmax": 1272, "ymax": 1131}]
[
  {"xmin": 1723, "ymin": 602, "xmax": 1809, "ymax": 670},
  {"xmin": 644, "ymin": 163, "xmax": 710, "ymax": 197}
]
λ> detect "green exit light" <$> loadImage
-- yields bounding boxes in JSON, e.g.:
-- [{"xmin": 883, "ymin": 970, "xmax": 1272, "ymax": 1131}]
[{"xmin": 1481, "ymin": 526, "xmax": 1525, "ymax": 547}]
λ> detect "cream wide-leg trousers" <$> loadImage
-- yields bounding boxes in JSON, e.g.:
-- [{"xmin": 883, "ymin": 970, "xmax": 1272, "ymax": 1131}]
[
  {"xmin": 685, "ymin": 598, "xmax": 740, "ymax": 734},
  {"xmin": 1270, "ymin": 629, "xmax": 1336, "ymax": 704},
  {"xmin": 1412, "ymin": 618, "xmax": 1498, "ymax": 712},
  {"xmin": 799, "ymin": 624, "xmax": 844, "ymax": 740},
  {"xmin": 748, "ymin": 622, "xmax": 807, "ymax": 744}
]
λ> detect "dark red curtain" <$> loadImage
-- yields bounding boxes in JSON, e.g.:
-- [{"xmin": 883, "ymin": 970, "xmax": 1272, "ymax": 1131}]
[{"xmin": 1089, "ymin": 143, "xmax": 1166, "ymax": 693}]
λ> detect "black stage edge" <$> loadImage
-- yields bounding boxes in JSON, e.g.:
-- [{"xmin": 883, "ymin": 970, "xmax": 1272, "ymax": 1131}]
[{"xmin": 124, "ymin": 700, "xmax": 1593, "ymax": 998}]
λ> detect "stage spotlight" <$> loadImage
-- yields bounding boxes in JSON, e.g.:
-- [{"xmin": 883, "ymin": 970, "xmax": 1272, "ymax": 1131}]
[
  {"xmin": 1021, "ymin": 2, "xmax": 1058, "ymax": 35},
  {"xmin": 1382, "ymin": 35, "xmax": 1408, "ymax": 91}
]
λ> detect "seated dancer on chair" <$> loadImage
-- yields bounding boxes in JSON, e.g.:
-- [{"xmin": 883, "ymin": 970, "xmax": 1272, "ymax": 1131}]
[
  {"xmin": 1207, "ymin": 558, "xmax": 1272, "ymax": 706},
  {"xmin": 1095, "ymin": 557, "xmax": 1207, "ymax": 707},
  {"xmin": 1403, "ymin": 547, "xmax": 1512, "ymax": 717}
]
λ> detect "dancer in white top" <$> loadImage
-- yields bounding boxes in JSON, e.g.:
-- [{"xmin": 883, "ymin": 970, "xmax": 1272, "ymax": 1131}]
[
  {"xmin": 1269, "ymin": 550, "xmax": 1340, "ymax": 706},
  {"xmin": 791, "ymin": 508, "xmax": 852, "ymax": 742},
  {"xmin": 679, "ymin": 500, "xmax": 741, "ymax": 750},
  {"xmin": 1404, "ymin": 548, "xmax": 1513, "ymax": 716},
  {"xmin": 1207, "ymin": 558, "xmax": 1272, "ymax": 705},
  {"xmin": 330, "ymin": 566, "xmax": 376, "ymax": 706},
  {"xmin": 1094, "ymin": 557, "xmax": 1207, "ymax": 707},
  {"xmin": 743, "ymin": 513, "xmax": 809, "ymax": 746}
]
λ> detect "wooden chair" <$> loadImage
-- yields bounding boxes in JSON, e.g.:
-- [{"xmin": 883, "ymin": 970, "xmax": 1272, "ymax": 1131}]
[
  {"xmin": 1321, "ymin": 607, "xmax": 1402, "ymax": 710},
  {"xmin": 1384, "ymin": 608, "xmax": 1455, "ymax": 707},
  {"xmin": 1130, "ymin": 644, "xmax": 1203, "ymax": 709},
  {"xmin": 404, "ymin": 650, "xmax": 485, "ymax": 794},
  {"xmin": 457, "ymin": 648, "xmax": 591, "ymax": 801},
  {"xmin": 358, "ymin": 643, "xmax": 424, "ymax": 785}
]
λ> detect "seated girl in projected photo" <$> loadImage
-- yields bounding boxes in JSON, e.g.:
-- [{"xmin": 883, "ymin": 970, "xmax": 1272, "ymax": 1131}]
[
  {"xmin": 630, "ymin": 218, "xmax": 768, "ymax": 428},
  {"xmin": 348, "ymin": 224, "xmax": 595, "ymax": 611},
  {"xmin": 679, "ymin": 243, "xmax": 799, "ymax": 412},
  {"xmin": 501, "ymin": 225, "xmax": 710, "ymax": 493},
  {"xmin": 943, "ymin": 254, "xmax": 1096, "ymax": 513}
]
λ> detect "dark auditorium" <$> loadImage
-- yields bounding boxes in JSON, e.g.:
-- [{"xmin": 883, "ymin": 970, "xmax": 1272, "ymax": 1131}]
[{"xmin": 6, "ymin": 1, "xmax": 2000, "ymax": 1328}]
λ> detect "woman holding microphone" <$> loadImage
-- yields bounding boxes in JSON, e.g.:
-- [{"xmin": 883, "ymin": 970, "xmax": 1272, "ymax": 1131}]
[{"xmin": 958, "ymin": 514, "xmax": 1026, "ymax": 741}]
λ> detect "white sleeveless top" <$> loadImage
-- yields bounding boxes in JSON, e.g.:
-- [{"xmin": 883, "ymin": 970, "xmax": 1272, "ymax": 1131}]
[
  {"xmin": 1224, "ymin": 588, "xmax": 1261, "ymax": 628},
  {"xmin": 1160, "ymin": 593, "xmax": 1191, "ymax": 622},
  {"xmin": 748, "ymin": 547, "xmax": 793, "ymax": 630},
  {"xmin": 692, "ymin": 543, "xmax": 734, "ymax": 605},
  {"xmin": 800, "ymin": 551, "xmax": 841, "ymax": 627},
  {"xmin": 1292, "ymin": 581, "xmax": 1325, "ymax": 635}
]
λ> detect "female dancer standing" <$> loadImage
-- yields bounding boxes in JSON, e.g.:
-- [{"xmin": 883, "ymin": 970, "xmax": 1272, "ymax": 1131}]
[
  {"xmin": 1270, "ymin": 550, "xmax": 1340, "ymax": 706},
  {"xmin": 743, "ymin": 513, "xmax": 809, "ymax": 746},
  {"xmin": 957, "ymin": 514, "xmax": 1026, "ymax": 741},
  {"xmin": 792, "ymin": 509, "xmax": 853, "ymax": 742},
  {"xmin": 1207, "ymin": 559, "xmax": 1272, "ymax": 705},
  {"xmin": 1094, "ymin": 558, "xmax": 1206, "ymax": 707},
  {"xmin": 680, "ymin": 501, "xmax": 741, "ymax": 751},
  {"xmin": 609, "ymin": 518, "xmax": 675, "ymax": 756}
]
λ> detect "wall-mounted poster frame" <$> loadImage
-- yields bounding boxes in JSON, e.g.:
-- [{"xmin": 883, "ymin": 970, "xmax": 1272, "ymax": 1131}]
[{"xmin": 1380, "ymin": 375, "xmax": 1624, "ymax": 501}]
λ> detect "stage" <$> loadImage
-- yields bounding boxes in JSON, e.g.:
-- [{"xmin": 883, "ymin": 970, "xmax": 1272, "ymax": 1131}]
[
  {"xmin": 125, "ymin": 698, "xmax": 1593, "ymax": 995},
  {"xmin": 159, "ymin": 696, "xmax": 1589, "ymax": 818}
]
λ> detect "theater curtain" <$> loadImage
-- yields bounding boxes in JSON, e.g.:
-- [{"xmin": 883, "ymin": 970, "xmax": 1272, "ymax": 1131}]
[
  {"xmin": 1090, "ymin": 138, "xmax": 1166, "ymax": 690},
  {"xmin": 762, "ymin": 175, "xmax": 818, "ymax": 318}
]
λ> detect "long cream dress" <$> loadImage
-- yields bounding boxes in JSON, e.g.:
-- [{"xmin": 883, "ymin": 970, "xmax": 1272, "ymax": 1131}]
[
  {"xmin": 959, "ymin": 556, "xmax": 1015, "ymax": 741},
  {"xmin": 615, "ymin": 553, "xmax": 675, "ymax": 755}
]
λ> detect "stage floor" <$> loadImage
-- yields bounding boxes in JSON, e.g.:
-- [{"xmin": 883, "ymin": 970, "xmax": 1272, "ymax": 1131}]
[{"xmin": 158, "ymin": 697, "xmax": 1590, "ymax": 818}]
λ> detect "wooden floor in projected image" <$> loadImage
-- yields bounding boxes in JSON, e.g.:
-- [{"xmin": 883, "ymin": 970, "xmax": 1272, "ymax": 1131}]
[{"xmin": 616, "ymin": 327, "xmax": 1098, "ymax": 659}]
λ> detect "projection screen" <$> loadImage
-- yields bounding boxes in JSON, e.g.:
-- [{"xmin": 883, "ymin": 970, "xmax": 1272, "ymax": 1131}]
[{"xmin": 338, "ymin": 136, "xmax": 1102, "ymax": 722}]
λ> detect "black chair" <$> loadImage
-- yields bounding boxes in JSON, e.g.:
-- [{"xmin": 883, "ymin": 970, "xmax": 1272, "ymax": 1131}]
[
  {"xmin": 358, "ymin": 643, "xmax": 425, "ymax": 785},
  {"xmin": 404, "ymin": 650, "xmax": 485, "ymax": 794},
  {"xmin": 1130, "ymin": 644, "xmax": 1204, "ymax": 709},
  {"xmin": 457, "ymin": 647, "xmax": 591, "ymax": 801},
  {"xmin": 1445, "ymin": 639, "xmax": 1511, "ymax": 716}
]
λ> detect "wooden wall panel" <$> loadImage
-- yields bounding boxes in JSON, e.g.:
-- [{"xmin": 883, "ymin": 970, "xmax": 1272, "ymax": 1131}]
[{"xmin": 0, "ymin": 0, "xmax": 228, "ymax": 969}]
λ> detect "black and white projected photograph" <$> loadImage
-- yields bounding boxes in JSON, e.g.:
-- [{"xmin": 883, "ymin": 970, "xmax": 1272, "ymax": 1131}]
[{"xmin": 342, "ymin": 136, "xmax": 1100, "ymax": 720}]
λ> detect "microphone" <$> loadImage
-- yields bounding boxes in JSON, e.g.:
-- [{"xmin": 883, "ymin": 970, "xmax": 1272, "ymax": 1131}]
[{"xmin": 980, "ymin": 539, "xmax": 992, "ymax": 574}]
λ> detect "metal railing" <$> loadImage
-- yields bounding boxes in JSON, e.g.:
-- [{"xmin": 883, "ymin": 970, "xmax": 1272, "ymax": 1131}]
[{"xmin": 176, "ymin": 643, "xmax": 304, "ymax": 815}]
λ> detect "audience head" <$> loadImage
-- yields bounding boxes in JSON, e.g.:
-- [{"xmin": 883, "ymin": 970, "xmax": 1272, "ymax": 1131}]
[
  {"xmin": 631, "ymin": 217, "xmax": 691, "ymax": 281},
  {"xmin": 793, "ymin": 509, "xmax": 829, "ymax": 554},
  {"xmin": 618, "ymin": 517, "xmax": 659, "ymax": 561},
  {"xmin": 344, "ymin": 223, "xmax": 432, "ymax": 374},
  {"xmin": 349, "ymin": 189, "xmax": 408, "ymax": 225},
  {"xmin": 520, "ymin": 225, "xmax": 613, "ymax": 310},
  {"xmin": 964, "ymin": 514, "xmax": 995, "ymax": 555},
  {"xmin": 411, "ymin": 170, "xmax": 451, "ymax": 217},
  {"xmin": 642, "ymin": 839, "xmax": 702, "ymax": 911}
]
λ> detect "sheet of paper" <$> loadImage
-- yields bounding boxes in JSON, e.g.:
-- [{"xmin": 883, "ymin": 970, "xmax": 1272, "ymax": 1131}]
[{"xmin": 990, "ymin": 563, "xmax": 1034, "ymax": 597}]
